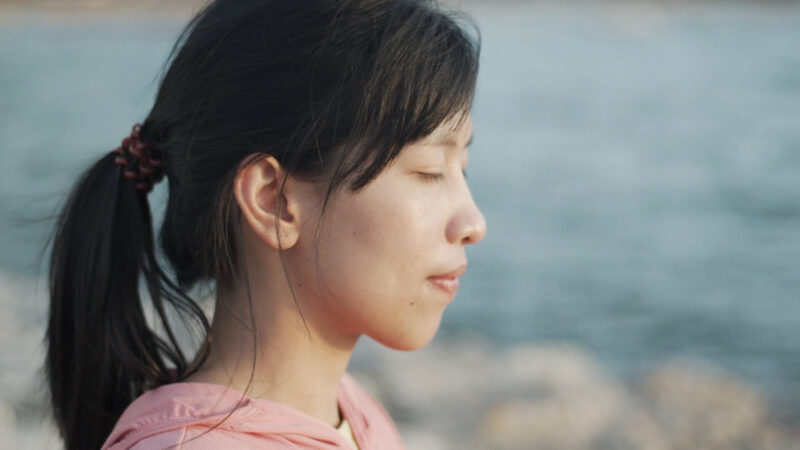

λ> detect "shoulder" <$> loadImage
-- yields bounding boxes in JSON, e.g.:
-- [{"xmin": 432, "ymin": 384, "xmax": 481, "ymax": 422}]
[
  {"xmin": 101, "ymin": 383, "xmax": 280, "ymax": 449},
  {"xmin": 102, "ymin": 381, "xmax": 369, "ymax": 450},
  {"xmin": 122, "ymin": 427, "xmax": 297, "ymax": 450}
]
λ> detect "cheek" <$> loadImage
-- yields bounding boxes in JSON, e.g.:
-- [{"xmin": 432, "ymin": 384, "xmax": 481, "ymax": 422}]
[
  {"xmin": 321, "ymin": 195, "xmax": 418, "ymax": 294},
  {"xmin": 312, "ymin": 189, "xmax": 440, "ymax": 327},
  {"xmin": 285, "ymin": 160, "xmax": 456, "ymax": 350}
]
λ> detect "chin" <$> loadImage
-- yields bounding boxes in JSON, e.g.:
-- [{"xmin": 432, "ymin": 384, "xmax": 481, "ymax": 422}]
[{"xmin": 370, "ymin": 315, "xmax": 444, "ymax": 352}]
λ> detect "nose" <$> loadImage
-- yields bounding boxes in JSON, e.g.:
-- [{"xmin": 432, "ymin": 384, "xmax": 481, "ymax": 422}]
[{"xmin": 446, "ymin": 187, "xmax": 487, "ymax": 246}]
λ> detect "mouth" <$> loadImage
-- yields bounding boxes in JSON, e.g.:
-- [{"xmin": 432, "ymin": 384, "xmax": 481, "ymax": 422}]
[
  {"xmin": 431, "ymin": 264, "xmax": 467, "ymax": 279},
  {"xmin": 427, "ymin": 264, "xmax": 467, "ymax": 296},
  {"xmin": 427, "ymin": 276, "xmax": 460, "ymax": 295}
]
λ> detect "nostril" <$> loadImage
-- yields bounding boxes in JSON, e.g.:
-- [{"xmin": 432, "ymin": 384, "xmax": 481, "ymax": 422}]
[{"xmin": 462, "ymin": 221, "xmax": 486, "ymax": 245}]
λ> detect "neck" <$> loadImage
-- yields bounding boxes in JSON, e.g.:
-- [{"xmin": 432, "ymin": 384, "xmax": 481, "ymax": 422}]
[{"xmin": 186, "ymin": 280, "xmax": 360, "ymax": 428}]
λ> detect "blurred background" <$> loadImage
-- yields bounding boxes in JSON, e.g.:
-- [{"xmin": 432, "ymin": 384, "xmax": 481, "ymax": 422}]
[{"xmin": 1, "ymin": 0, "xmax": 798, "ymax": 448}]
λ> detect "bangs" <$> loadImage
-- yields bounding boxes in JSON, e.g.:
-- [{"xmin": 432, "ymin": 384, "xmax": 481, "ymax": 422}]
[{"xmin": 320, "ymin": 1, "xmax": 481, "ymax": 192}]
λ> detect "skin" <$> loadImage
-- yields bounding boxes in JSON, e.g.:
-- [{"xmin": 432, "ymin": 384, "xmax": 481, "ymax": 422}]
[{"xmin": 186, "ymin": 113, "xmax": 486, "ymax": 428}]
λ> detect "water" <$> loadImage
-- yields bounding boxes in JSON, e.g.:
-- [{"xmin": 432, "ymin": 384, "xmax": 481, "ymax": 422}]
[{"xmin": 1, "ymin": 3, "xmax": 799, "ymax": 420}]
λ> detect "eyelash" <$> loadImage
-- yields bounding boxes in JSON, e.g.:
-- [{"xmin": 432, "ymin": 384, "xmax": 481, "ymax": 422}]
[
  {"xmin": 418, "ymin": 172, "xmax": 444, "ymax": 182},
  {"xmin": 417, "ymin": 170, "xmax": 468, "ymax": 182}
]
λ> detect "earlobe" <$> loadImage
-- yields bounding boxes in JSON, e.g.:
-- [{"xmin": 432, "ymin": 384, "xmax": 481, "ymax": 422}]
[{"xmin": 233, "ymin": 155, "xmax": 300, "ymax": 250}]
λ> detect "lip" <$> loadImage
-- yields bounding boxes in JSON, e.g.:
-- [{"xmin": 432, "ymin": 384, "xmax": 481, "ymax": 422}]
[
  {"xmin": 431, "ymin": 264, "xmax": 467, "ymax": 279},
  {"xmin": 427, "ymin": 264, "xmax": 467, "ymax": 296}
]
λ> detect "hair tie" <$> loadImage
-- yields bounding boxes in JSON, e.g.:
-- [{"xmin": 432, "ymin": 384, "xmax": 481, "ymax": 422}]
[{"xmin": 112, "ymin": 123, "xmax": 165, "ymax": 193}]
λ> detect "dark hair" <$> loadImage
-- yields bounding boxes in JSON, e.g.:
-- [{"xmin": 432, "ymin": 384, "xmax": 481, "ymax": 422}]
[{"xmin": 45, "ymin": 0, "xmax": 479, "ymax": 449}]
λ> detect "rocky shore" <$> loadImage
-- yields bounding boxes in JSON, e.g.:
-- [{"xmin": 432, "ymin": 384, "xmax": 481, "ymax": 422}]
[
  {"xmin": 1, "ymin": 273, "xmax": 798, "ymax": 449},
  {"xmin": 350, "ymin": 339, "xmax": 800, "ymax": 450}
]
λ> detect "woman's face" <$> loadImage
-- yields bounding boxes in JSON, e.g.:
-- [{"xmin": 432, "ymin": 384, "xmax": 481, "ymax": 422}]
[{"xmin": 289, "ymin": 113, "xmax": 486, "ymax": 350}]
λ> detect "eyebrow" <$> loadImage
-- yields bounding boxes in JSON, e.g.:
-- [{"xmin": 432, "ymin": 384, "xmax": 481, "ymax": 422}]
[{"xmin": 426, "ymin": 133, "xmax": 473, "ymax": 150}]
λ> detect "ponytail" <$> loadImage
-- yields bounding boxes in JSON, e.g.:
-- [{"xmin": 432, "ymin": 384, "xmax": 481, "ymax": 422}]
[{"xmin": 46, "ymin": 150, "xmax": 208, "ymax": 450}]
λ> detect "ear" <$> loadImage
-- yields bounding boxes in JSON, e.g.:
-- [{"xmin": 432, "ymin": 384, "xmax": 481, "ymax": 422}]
[{"xmin": 233, "ymin": 154, "xmax": 302, "ymax": 250}]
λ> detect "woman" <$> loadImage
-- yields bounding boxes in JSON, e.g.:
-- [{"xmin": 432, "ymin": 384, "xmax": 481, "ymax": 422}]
[{"xmin": 46, "ymin": 0, "xmax": 485, "ymax": 448}]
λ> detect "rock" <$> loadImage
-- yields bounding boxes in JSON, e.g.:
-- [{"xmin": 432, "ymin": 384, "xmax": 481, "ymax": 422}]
[
  {"xmin": 0, "ymin": 274, "xmax": 49, "ymax": 413},
  {"xmin": 0, "ymin": 400, "xmax": 18, "ymax": 450},
  {"xmin": 396, "ymin": 426, "xmax": 448, "ymax": 450},
  {"xmin": 357, "ymin": 337, "xmax": 494, "ymax": 428},
  {"xmin": 639, "ymin": 359, "xmax": 797, "ymax": 450},
  {"xmin": 478, "ymin": 343, "xmax": 669, "ymax": 450},
  {"xmin": 15, "ymin": 417, "xmax": 62, "ymax": 450}
]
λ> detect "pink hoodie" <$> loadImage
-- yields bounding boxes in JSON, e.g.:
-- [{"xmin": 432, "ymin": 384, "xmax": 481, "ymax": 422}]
[{"xmin": 101, "ymin": 373, "xmax": 405, "ymax": 449}]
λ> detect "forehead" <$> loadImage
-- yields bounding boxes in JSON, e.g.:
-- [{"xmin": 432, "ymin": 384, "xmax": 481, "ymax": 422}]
[{"xmin": 422, "ymin": 113, "xmax": 473, "ymax": 145}]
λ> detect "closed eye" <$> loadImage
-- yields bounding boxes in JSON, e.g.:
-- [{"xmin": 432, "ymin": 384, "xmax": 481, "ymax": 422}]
[
  {"xmin": 417, "ymin": 172, "xmax": 444, "ymax": 183},
  {"xmin": 417, "ymin": 170, "xmax": 468, "ymax": 182}
]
